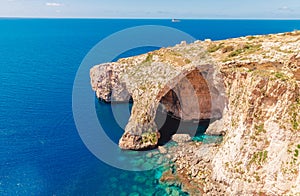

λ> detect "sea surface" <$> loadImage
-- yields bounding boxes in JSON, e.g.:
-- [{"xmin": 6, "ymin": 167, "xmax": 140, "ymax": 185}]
[{"xmin": 1, "ymin": 19, "xmax": 300, "ymax": 195}]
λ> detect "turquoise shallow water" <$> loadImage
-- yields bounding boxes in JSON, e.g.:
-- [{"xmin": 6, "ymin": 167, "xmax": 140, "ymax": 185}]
[{"xmin": 1, "ymin": 19, "xmax": 300, "ymax": 195}]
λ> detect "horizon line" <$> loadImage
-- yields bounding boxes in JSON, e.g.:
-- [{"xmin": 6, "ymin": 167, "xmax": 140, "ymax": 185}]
[{"xmin": 1, "ymin": 16, "xmax": 300, "ymax": 20}]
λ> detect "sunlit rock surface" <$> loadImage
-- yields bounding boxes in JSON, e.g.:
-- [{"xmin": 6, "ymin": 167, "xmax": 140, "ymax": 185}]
[{"xmin": 91, "ymin": 31, "xmax": 300, "ymax": 195}]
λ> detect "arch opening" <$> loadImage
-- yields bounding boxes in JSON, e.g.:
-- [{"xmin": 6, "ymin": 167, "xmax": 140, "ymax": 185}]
[
  {"xmin": 155, "ymin": 102, "xmax": 211, "ymax": 146},
  {"xmin": 155, "ymin": 68, "xmax": 223, "ymax": 145}
]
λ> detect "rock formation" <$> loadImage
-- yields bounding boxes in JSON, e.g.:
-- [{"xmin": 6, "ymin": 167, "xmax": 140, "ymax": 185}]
[
  {"xmin": 91, "ymin": 31, "xmax": 300, "ymax": 195},
  {"xmin": 91, "ymin": 47, "xmax": 226, "ymax": 149}
]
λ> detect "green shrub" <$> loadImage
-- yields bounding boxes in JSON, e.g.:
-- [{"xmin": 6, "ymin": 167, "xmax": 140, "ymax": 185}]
[
  {"xmin": 228, "ymin": 44, "xmax": 261, "ymax": 57},
  {"xmin": 294, "ymin": 149, "xmax": 299, "ymax": 157},
  {"xmin": 275, "ymin": 72, "xmax": 284, "ymax": 78},
  {"xmin": 249, "ymin": 150, "xmax": 268, "ymax": 166},
  {"xmin": 254, "ymin": 124, "xmax": 266, "ymax": 135},
  {"xmin": 291, "ymin": 112, "xmax": 299, "ymax": 130},
  {"xmin": 228, "ymin": 49, "xmax": 244, "ymax": 57},
  {"xmin": 207, "ymin": 43, "xmax": 224, "ymax": 53},
  {"xmin": 247, "ymin": 36, "xmax": 256, "ymax": 40},
  {"xmin": 142, "ymin": 132, "xmax": 158, "ymax": 144},
  {"xmin": 144, "ymin": 54, "xmax": 153, "ymax": 63}
]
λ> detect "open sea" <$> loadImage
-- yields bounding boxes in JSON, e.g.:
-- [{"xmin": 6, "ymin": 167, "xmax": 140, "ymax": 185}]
[{"xmin": 1, "ymin": 19, "xmax": 300, "ymax": 195}]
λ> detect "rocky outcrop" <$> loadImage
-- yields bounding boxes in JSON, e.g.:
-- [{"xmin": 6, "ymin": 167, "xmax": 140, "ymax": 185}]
[
  {"xmin": 90, "ymin": 63, "xmax": 131, "ymax": 102},
  {"xmin": 171, "ymin": 134, "xmax": 191, "ymax": 143},
  {"xmin": 91, "ymin": 47, "xmax": 226, "ymax": 150},
  {"xmin": 91, "ymin": 31, "xmax": 300, "ymax": 195}
]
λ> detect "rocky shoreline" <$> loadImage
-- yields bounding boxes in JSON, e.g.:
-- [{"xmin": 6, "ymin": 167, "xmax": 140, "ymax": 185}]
[
  {"xmin": 160, "ymin": 141, "xmax": 224, "ymax": 196},
  {"xmin": 91, "ymin": 31, "xmax": 300, "ymax": 195}
]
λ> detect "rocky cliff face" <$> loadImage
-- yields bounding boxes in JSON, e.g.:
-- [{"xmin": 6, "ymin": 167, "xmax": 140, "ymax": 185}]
[
  {"xmin": 209, "ymin": 69, "xmax": 300, "ymax": 195},
  {"xmin": 157, "ymin": 68, "xmax": 225, "ymax": 121},
  {"xmin": 91, "ymin": 46, "xmax": 226, "ymax": 149},
  {"xmin": 90, "ymin": 31, "xmax": 300, "ymax": 195}
]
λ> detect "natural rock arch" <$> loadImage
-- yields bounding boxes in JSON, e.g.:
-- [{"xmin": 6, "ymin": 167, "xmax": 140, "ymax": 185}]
[
  {"xmin": 157, "ymin": 69, "xmax": 215, "ymax": 121},
  {"xmin": 119, "ymin": 65, "xmax": 227, "ymax": 150},
  {"xmin": 154, "ymin": 69, "xmax": 214, "ymax": 145}
]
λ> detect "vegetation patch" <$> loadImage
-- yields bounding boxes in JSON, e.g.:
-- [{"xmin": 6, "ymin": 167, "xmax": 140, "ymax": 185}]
[
  {"xmin": 228, "ymin": 44, "xmax": 262, "ymax": 58},
  {"xmin": 291, "ymin": 111, "xmax": 299, "ymax": 130},
  {"xmin": 144, "ymin": 53, "xmax": 153, "ymax": 63},
  {"xmin": 255, "ymin": 175, "xmax": 260, "ymax": 182},
  {"xmin": 283, "ymin": 31, "xmax": 300, "ymax": 36},
  {"xmin": 142, "ymin": 132, "xmax": 158, "ymax": 144},
  {"xmin": 254, "ymin": 124, "xmax": 266, "ymax": 135},
  {"xmin": 207, "ymin": 43, "xmax": 224, "ymax": 53},
  {"xmin": 161, "ymin": 49, "xmax": 191, "ymax": 66},
  {"xmin": 295, "ymin": 149, "xmax": 299, "ymax": 158},
  {"xmin": 289, "ymin": 101, "xmax": 299, "ymax": 131},
  {"xmin": 228, "ymin": 48, "xmax": 244, "ymax": 57},
  {"xmin": 246, "ymin": 36, "xmax": 256, "ymax": 41},
  {"xmin": 274, "ymin": 72, "xmax": 289, "ymax": 81},
  {"xmin": 249, "ymin": 150, "xmax": 268, "ymax": 167}
]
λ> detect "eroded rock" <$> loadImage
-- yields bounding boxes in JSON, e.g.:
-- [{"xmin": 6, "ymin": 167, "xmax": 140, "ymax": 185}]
[
  {"xmin": 91, "ymin": 31, "xmax": 300, "ymax": 195},
  {"xmin": 171, "ymin": 134, "xmax": 192, "ymax": 143}
]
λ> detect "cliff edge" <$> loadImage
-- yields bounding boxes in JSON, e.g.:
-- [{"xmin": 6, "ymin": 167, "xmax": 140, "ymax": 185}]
[{"xmin": 90, "ymin": 31, "xmax": 300, "ymax": 195}]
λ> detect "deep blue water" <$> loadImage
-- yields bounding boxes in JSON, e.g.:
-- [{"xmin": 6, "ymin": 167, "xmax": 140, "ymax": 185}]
[{"xmin": 1, "ymin": 19, "xmax": 300, "ymax": 195}]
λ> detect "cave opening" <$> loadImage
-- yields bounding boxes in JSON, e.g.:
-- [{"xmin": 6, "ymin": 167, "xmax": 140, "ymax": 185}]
[
  {"xmin": 155, "ymin": 103, "xmax": 210, "ymax": 146},
  {"xmin": 154, "ymin": 69, "xmax": 224, "ymax": 146},
  {"xmin": 154, "ymin": 90, "xmax": 211, "ymax": 146}
]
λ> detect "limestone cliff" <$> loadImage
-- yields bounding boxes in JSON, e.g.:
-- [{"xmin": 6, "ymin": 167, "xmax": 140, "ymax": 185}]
[
  {"xmin": 90, "ymin": 31, "xmax": 300, "ymax": 195},
  {"xmin": 91, "ymin": 46, "xmax": 226, "ymax": 149}
]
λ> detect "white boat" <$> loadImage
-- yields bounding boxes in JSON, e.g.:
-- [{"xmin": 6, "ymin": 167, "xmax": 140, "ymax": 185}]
[{"xmin": 171, "ymin": 19, "xmax": 181, "ymax": 23}]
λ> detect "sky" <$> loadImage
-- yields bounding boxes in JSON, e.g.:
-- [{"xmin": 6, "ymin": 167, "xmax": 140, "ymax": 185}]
[{"xmin": 1, "ymin": 0, "xmax": 300, "ymax": 19}]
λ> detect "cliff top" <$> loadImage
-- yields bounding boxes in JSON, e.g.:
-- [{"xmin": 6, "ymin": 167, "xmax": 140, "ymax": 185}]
[
  {"xmin": 115, "ymin": 30, "xmax": 300, "ymax": 82},
  {"xmin": 90, "ymin": 30, "xmax": 300, "ymax": 150}
]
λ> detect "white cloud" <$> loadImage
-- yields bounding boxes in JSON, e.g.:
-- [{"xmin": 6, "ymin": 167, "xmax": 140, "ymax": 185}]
[
  {"xmin": 46, "ymin": 2, "xmax": 63, "ymax": 7},
  {"xmin": 278, "ymin": 6, "xmax": 293, "ymax": 12}
]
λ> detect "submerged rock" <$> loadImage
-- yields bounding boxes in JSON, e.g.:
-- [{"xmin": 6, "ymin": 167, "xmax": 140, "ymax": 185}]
[
  {"xmin": 158, "ymin": 146, "xmax": 167, "ymax": 154},
  {"xmin": 171, "ymin": 134, "xmax": 192, "ymax": 143}
]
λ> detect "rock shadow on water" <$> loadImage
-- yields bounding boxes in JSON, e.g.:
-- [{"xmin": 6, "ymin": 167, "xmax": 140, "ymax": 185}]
[
  {"xmin": 95, "ymin": 98, "xmax": 133, "ymax": 144},
  {"xmin": 155, "ymin": 103, "xmax": 214, "ymax": 146}
]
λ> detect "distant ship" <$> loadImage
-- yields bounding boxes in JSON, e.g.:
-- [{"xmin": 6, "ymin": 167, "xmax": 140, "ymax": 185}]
[{"xmin": 171, "ymin": 19, "xmax": 181, "ymax": 23}]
